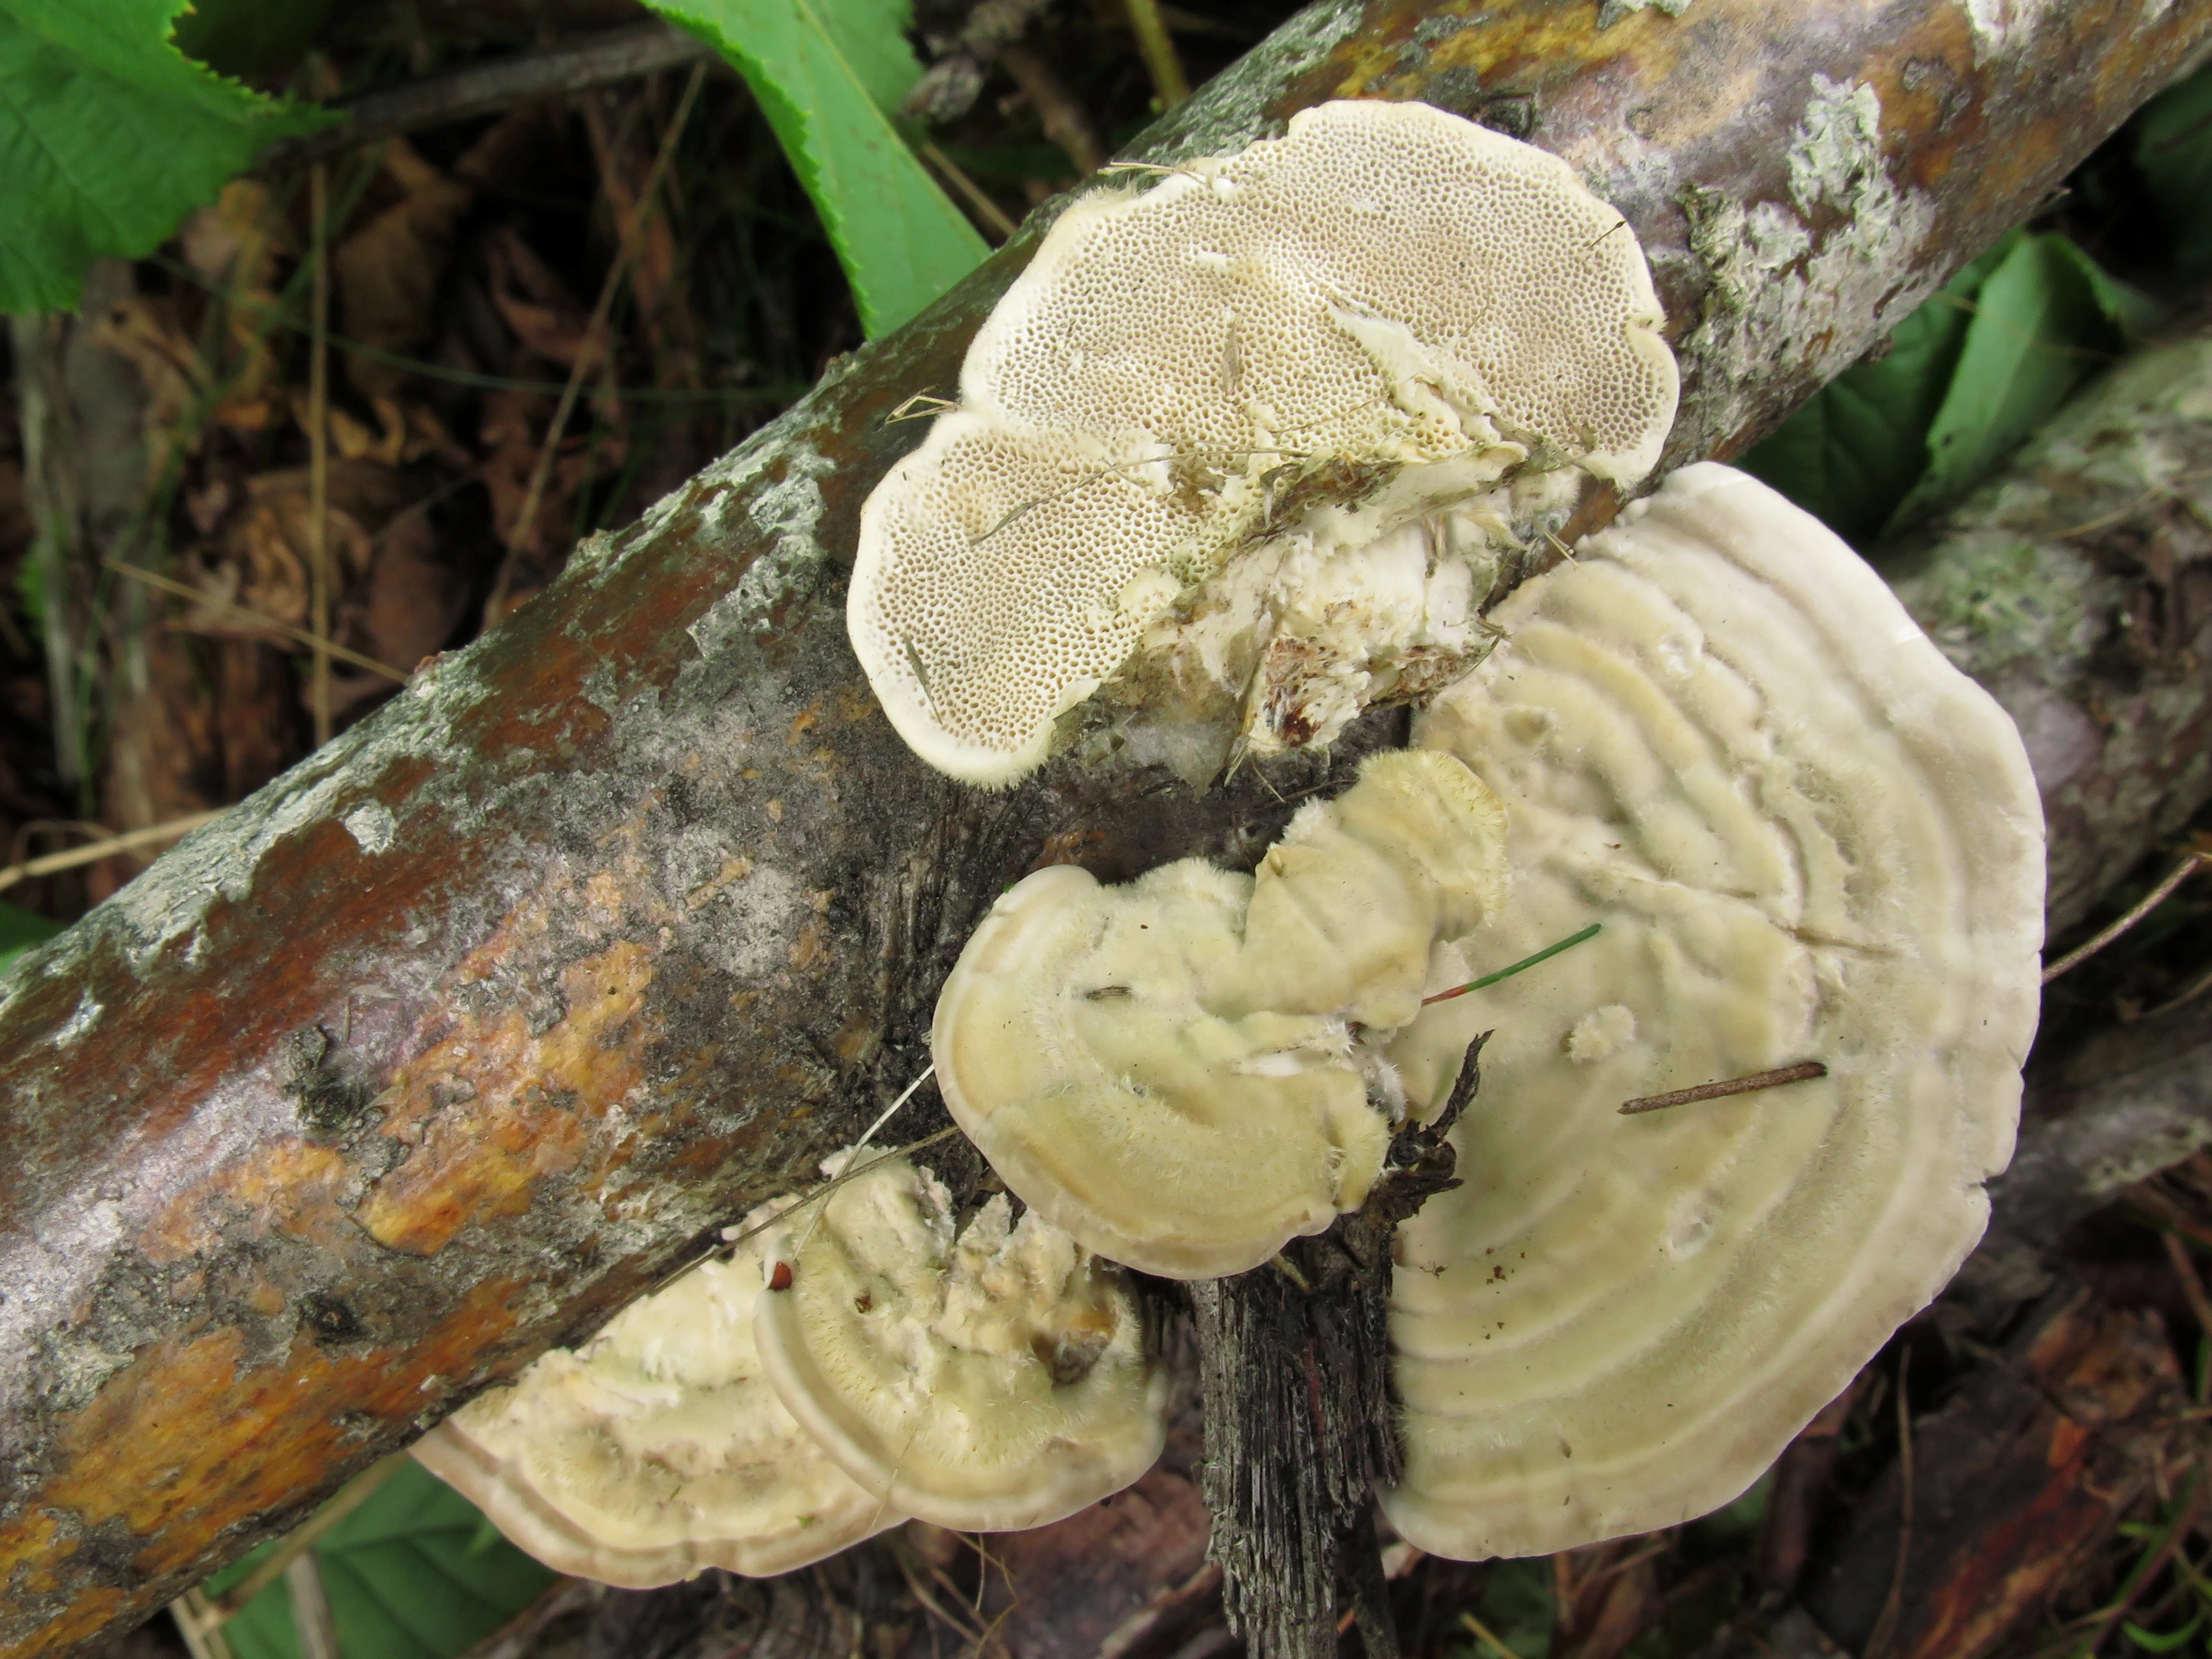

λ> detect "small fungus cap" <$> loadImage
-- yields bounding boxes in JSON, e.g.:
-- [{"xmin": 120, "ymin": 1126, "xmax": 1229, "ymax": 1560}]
[
  {"xmin": 933, "ymin": 749, "xmax": 1507, "ymax": 1279},
  {"xmin": 849, "ymin": 100, "xmax": 1677, "ymax": 786},
  {"xmin": 964, "ymin": 100, "xmax": 1676, "ymax": 478},
  {"xmin": 753, "ymin": 1151, "xmax": 1165, "ymax": 1532},
  {"xmin": 1377, "ymin": 463, "xmax": 2044, "ymax": 1560},
  {"xmin": 412, "ymin": 1207, "xmax": 898, "ymax": 1587}
]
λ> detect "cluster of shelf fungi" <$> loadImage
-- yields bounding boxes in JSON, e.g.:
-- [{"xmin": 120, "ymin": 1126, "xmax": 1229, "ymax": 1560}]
[{"xmin": 416, "ymin": 103, "xmax": 2049, "ymax": 1657}]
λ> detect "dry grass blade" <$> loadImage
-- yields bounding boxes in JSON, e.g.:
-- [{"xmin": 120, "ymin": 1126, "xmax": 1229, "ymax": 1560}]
[
  {"xmin": 211, "ymin": 1453, "xmax": 409, "ymax": 1619},
  {"xmin": 100, "ymin": 559, "xmax": 409, "ymax": 682},
  {"xmin": 2044, "ymin": 852, "xmax": 2210, "ymax": 983},
  {"xmin": 1124, "ymin": 0, "xmax": 1191, "ymax": 106},
  {"xmin": 2164, "ymin": 1232, "xmax": 2212, "ymax": 1404},
  {"xmin": 921, "ymin": 142, "xmax": 1018, "ymax": 241},
  {"xmin": 1865, "ymin": 1357, "xmax": 1913, "ymax": 1659},
  {"xmin": 486, "ymin": 61, "xmax": 707, "ymax": 623},
  {"xmin": 309, "ymin": 163, "xmax": 333, "ymax": 748},
  {"xmin": 0, "ymin": 810, "xmax": 228, "ymax": 894},
  {"xmin": 1458, "ymin": 1610, "xmax": 1520, "ymax": 1659}
]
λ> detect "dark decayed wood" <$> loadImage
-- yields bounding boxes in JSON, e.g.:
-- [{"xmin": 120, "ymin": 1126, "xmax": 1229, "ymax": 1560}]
[{"xmin": 2, "ymin": 3, "xmax": 2208, "ymax": 1654}]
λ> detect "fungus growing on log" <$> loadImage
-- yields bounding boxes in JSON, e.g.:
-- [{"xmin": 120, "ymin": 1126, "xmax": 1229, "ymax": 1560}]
[
  {"xmin": 754, "ymin": 1150, "xmax": 1166, "ymax": 1531},
  {"xmin": 849, "ymin": 98, "xmax": 1677, "ymax": 785},
  {"xmin": 1379, "ymin": 463, "xmax": 2044, "ymax": 1558},
  {"xmin": 932, "ymin": 748, "xmax": 1507, "ymax": 1278},
  {"xmin": 411, "ymin": 1203, "xmax": 897, "ymax": 1586}
]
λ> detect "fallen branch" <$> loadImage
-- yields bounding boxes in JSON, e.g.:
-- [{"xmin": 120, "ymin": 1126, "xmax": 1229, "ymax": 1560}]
[
  {"xmin": 1, "ymin": 3, "xmax": 2205, "ymax": 1655},
  {"xmin": 260, "ymin": 23, "xmax": 719, "ymax": 172}
]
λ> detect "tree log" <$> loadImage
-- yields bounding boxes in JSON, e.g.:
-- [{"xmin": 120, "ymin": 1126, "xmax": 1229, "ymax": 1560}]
[
  {"xmin": 1, "ymin": 3, "xmax": 2204, "ymax": 1655},
  {"xmin": 1884, "ymin": 316, "xmax": 2212, "ymax": 935}
]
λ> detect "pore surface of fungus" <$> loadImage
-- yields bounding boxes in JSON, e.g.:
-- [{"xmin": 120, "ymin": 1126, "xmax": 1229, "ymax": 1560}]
[
  {"xmin": 413, "ymin": 1204, "xmax": 897, "ymax": 1586},
  {"xmin": 933, "ymin": 748, "xmax": 1507, "ymax": 1278},
  {"xmin": 850, "ymin": 98, "xmax": 1677, "ymax": 785},
  {"xmin": 754, "ymin": 1150, "xmax": 1166, "ymax": 1532},
  {"xmin": 1378, "ymin": 463, "xmax": 2044, "ymax": 1559}
]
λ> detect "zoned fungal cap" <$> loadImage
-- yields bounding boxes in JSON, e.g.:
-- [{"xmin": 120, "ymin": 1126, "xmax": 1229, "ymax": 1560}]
[
  {"xmin": 413, "ymin": 1208, "xmax": 899, "ymax": 1587},
  {"xmin": 753, "ymin": 1151, "xmax": 1165, "ymax": 1532},
  {"xmin": 932, "ymin": 749, "xmax": 1509, "ymax": 1279},
  {"xmin": 1378, "ymin": 463, "xmax": 2044, "ymax": 1561}
]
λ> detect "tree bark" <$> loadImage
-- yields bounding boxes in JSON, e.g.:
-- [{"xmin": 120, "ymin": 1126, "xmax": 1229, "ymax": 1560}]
[
  {"xmin": 1, "ymin": 3, "xmax": 2205, "ymax": 1655},
  {"xmin": 1883, "ymin": 312, "xmax": 2212, "ymax": 935}
]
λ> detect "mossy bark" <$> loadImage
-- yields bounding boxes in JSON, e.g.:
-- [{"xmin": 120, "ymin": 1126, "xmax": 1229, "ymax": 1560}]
[
  {"xmin": 1, "ymin": 3, "xmax": 2208, "ymax": 1655},
  {"xmin": 1883, "ymin": 317, "xmax": 2212, "ymax": 934}
]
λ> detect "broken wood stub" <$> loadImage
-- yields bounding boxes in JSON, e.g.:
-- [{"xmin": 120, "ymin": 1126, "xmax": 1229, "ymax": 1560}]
[{"xmin": 1191, "ymin": 1038, "xmax": 1484, "ymax": 1659}]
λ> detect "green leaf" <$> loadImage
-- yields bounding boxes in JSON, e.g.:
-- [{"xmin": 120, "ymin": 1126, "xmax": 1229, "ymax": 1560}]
[
  {"xmin": 2134, "ymin": 64, "xmax": 2212, "ymax": 276},
  {"xmin": 0, "ymin": 0, "xmax": 334, "ymax": 315},
  {"xmin": 1884, "ymin": 231, "xmax": 2153, "ymax": 534},
  {"xmin": 206, "ymin": 1461, "xmax": 555, "ymax": 1659},
  {"xmin": 1740, "ymin": 232, "xmax": 2019, "ymax": 545},
  {"xmin": 171, "ymin": 0, "xmax": 335, "ymax": 80},
  {"xmin": 2119, "ymin": 1614, "xmax": 2201, "ymax": 1653},
  {"xmin": 644, "ymin": 0, "xmax": 988, "ymax": 337},
  {"xmin": 0, "ymin": 899, "xmax": 60, "ymax": 977},
  {"xmin": 1473, "ymin": 1557, "xmax": 1555, "ymax": 1658}
]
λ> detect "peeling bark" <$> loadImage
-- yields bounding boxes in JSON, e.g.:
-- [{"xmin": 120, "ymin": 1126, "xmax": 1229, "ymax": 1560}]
[{"xmin": 1, "ymin": 3, "xmax": 2206, "ymax": 1655}]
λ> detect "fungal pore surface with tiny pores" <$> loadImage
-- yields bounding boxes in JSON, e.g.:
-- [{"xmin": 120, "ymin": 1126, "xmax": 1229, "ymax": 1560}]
[{"xmin": 848, "ymin": 100, "xmax": 1678, "ymax": 787}]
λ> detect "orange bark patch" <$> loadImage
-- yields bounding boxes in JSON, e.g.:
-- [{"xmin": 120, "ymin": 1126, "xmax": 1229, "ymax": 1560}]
[
  {"xmin": 356, "ymin": 940, "xmax": 655, "ymax": 1255},
  {"xmin": 0, "ymin": 1278, "xmax": 521, "ymax": 1656},
  {"xmin": 143, "ymin": 1140, "xmax": 356, "ymax": 1266}
]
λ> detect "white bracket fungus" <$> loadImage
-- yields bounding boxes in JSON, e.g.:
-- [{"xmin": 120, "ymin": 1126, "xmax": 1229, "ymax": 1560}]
[
  {"xmin": 932, "ymin": 748, "xmax": 1507, "ymax": 1279},
  {"xmin": 411, "ymin": 1202, "xmax": 899, "ymax": 1587},
  {"xmin": 1376, "ymin": 463, "xmax": 2044, "ymax": 1559},
  {"xmin": 850, "ymin": 99, "xmax": 1678, "ymax": 785},
  {"xmin": 753, "ymin": 1150, "xmax": 1166, "ymax": 1532}
]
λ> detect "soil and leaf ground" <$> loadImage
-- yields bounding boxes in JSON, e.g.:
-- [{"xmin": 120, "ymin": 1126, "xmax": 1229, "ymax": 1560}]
[{"xmin": 4, "ymin": 3, "xmax": 2212, "ymax": 1657}]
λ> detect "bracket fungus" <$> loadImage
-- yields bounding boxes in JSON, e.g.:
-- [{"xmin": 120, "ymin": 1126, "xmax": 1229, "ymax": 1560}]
[
  {"xmin": 849, "ymin": 98, "xmax": 1677, "ymax": 785},
  {"xmin": 411, "ymin": 1203, "xmax": 897, "ymax": 1587},
  {"xmin": 1375, "ymin": 463, "xmax": 2044, "ymax": 1558},
  {"xmin": 932, "ymin": 748, "xmax": 1507, "ymax": 1279},
  {"xmin": 754, "ymin": 1150, "xmax": 1166, "ymax": 1531}
]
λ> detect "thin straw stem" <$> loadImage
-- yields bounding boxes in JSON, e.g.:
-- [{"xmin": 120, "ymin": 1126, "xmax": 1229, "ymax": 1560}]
[
  {"xmin": 307, "ymin": 163, "xmax": 332, "ymax": 748},
  {"xmin": 2043, "ymin": 851, "xmax": 2210, "ymax": 984}
]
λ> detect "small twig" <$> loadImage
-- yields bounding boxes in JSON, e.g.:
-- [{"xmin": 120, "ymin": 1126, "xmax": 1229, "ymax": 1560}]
[
  {"xmin": 1618, "ymin": 1061, "xmax": 1827, "ymax": 1117},
  {"xmin": 485, "ymin": 61, "xmax": 706, "ymax": 625},
  {"xmin": 213, "ymin": 1453, "xmax": 408, "ymax": 1619},
  {"xmin": 100, "ymin": 559, "xmax": 408, "ymax": 682},
  {"xmin": 263, "ymin": 23, "xmax": 717, "ymax": 171},
  {"xmin": 2143, "ymin": 958, "xmax": 2212, "ymax": 1024},
  {"xmin": 307, "ymin": 161, "xmax": 333, "ymax": 748},
  {"xmin": 1123, "ymin": 0, "xmax": 1191, "ymax": 106},
  {"xmin": 0, "ymin": 810, "xmax": 228, "ymax": 895},
  {"xmin": 2164, "ymin": 1233, "xmax": 2212, "ymax": 1405},
  {"xmin": 2070, "ymin": 1473, "xmax": 2206, "ymax": 1657},
  {"xmin": 1865, "ymin": 1354, "xmax": 1913, "ymax": 1659},
  {"xmin": 920, "ymin": 141, "xmax": 1019, "ymax": 242},
  {"xmin": 997, "ymin": 45, "xmax": 1105, "ymax": 175},
  {"xmin": 793, "ymin": 1062, "xmax": 937, "ymax": 1255},
  {"xmin": 1423, "ymin": 922, "xmax": 1603, "ymax": 1005},
  {"xmin": 2043, "ymin": 852, "xmax": 2210, "ymax": 983}
]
